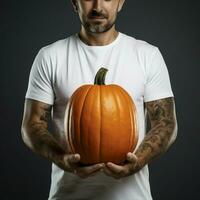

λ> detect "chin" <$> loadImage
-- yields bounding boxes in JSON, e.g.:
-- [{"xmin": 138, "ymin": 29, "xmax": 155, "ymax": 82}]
[{"xmin": 86, "ymin": 23, "xmax": 115, "ymax": 34}]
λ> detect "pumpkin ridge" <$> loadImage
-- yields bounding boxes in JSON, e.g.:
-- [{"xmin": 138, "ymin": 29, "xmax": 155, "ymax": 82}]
[
  {"xmin": 131, "ymin": 101, "xmax": 138, "ymax": 150},
  {"xmin": 113, "ymin": 87, "xmax": 121, "ymax": 156},
  {"xmin": 122, "ymin": 89, "xmax": 134, "ymax": 153},
  {"xmin": 99, "ymin": 85, "xmax": 101, "ymax": 163},
  {"xmin": 68, "ymin": 86, "xmax": 89, "ymax": 154},
  {"xmin": 73, "ymin": 86, "xmax": 90, "ymax": 155},
  {"xmin": 79, "ymin": 85, "xmax": 93, "ymax": 163},
  {"xmin": 99, "ymin": 86, "xmax": 104, "ymax": 162},
  {"xmin": 130, "ymin": 98, "xmax": 138, "ymax": 152},
  {"xmin": 113, "ymin": 86, "xmax": 131, "ymax": 161},
  {"xmin": 65, "ymin": 96, "xmax": 75, "ymax": 154},
  {"xmin": 119, "ymin": 87, "xmax": 138, "ymax": 152},
  {"xmin": 86, "ymin": 85, "xmax": 100, "ymax": 163}
]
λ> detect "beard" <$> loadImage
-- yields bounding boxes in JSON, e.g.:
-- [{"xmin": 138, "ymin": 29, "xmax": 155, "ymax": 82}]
[
  {"xmin": 80, "ymin": 9, "xmax": 118, "ymax": 33},
  {"xmin": 83, "ymin": 20, "xmax": 115, "ymax": 33},
  {"xmin": 82, "ymin": 17, "xmax": 115, "ymax": 33}
]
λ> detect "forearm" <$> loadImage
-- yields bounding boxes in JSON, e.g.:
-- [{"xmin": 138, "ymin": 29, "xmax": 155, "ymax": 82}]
[
  {"xmin": 134, "ymin": 97, "xmax": 178, "ymax": 170},
  {"xmin": 21, "ymin": 99, "xmax": 68, "ymax": 166},
  {"xmin": 135, "ymin": 122, "xmax": 176, "ymax": 169},
  {"xmin": 21, "ymin": 122, "xmax": 66, "ymax": 165}
]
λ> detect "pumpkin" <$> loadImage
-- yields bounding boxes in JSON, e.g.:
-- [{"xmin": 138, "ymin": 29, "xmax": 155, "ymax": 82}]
[{"xmin": 64, "ymin": 67, "xmax": 138, "ymax": 165}]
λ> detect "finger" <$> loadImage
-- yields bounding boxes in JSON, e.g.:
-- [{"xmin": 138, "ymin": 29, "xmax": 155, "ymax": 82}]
[
  {"xmin": 64, "ymin": 154, "xmax": 81, "ymax": 171},
  {"xmin": 103, "ymin": 166, "xmax": 115, "ymax": 176},
  {"xmin": 126, "ymin": 153, "xmax": 138, "ymax": 163},
  {"xmin": 126, "ymin": 153, "xmax": 138, "ymax": 173},
  {"xmin": 77, "ymin": 163, "xmax": 105, "ymax": 175},
  {"xmin": 87, "ymin": 163, "xmax": 105, "ymax": 172},
  {"xmin": 103, "ymin": 166, "xmax": 121, "ymax": 179},
  {"xmin": 66, "ymin": 154, "xmax": 80, "ymax": 164},
  {"xmin": 106, "ymin": 162, "xmax": 124, "ymax": 174}
]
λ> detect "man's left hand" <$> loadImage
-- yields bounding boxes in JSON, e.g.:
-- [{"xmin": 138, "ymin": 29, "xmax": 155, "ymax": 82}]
[{"xmin": 103, "ymin": 152, "xmax": 140, "ymax": 179}]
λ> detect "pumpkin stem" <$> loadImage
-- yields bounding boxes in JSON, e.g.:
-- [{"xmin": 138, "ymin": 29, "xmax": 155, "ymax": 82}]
[{"xmin": 94, "ymin": 67, "xmax": 108, "ymax": 85}]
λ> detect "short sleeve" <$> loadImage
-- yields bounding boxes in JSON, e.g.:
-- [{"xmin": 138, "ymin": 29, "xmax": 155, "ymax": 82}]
[
  {"xmin": 25, "ymin": 48, "xmax": 54, "ymax": 105},
  {"xmin": 144, "ymin": 47, "xmax": 174, "ymax": 102}
]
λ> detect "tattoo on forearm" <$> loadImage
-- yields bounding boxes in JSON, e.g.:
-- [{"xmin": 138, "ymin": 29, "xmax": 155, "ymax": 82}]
[
  {"xmin": 135, "ymin": 97, "xmax": 176, "ymax": 168},
  {"xmin": 40, "ymin": 104, "xmax": 50, "ymax": 122},
  {"xmin": 26, "ymin": 101, "xmax": 65, "ymax": 161}
]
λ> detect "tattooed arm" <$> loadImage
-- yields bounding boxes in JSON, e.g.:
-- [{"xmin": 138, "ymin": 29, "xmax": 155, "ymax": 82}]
[
  {"xmin": 21, "ymin": 99, "xmax": 67, "ymax": 165},
  {"xmin": 134, "ymin": 97, "xmax": 178, "ymax": 170}
]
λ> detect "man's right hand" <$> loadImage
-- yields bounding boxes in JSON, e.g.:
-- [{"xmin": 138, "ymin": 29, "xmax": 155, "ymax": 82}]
[{"xmin": 57, "ymin": 153, "xmax": 105, "ymax": 178}]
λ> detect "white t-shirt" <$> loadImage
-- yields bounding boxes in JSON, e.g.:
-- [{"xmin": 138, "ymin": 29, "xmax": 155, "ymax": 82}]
[{"xmin": 25, "ymin": 32, "xmax": 174, "ymax": 200}]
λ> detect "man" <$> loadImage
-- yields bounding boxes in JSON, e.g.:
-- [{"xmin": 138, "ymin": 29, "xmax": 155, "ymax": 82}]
[{"xmin": 21, "ymin": 0, "xmax": 178, "ymax": 199}]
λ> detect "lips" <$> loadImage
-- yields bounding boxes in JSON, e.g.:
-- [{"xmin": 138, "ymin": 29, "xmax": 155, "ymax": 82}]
[{"xmin": 90, "ymin": 16, "xmax": 105, "ymax": 19}]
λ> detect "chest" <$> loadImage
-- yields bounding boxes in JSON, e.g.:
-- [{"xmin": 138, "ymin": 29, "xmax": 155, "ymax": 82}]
[{"xmin": 52, "ymin": 46, "xmax": 146, "ymax": 108}]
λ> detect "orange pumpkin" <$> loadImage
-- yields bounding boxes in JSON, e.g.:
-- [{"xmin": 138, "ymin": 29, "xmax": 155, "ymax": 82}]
[{"xmin": 64, "ymin": 67, "xmax": 138, "ymax": 165}]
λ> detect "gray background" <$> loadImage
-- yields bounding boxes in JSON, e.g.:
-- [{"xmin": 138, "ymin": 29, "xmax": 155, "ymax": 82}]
[{"xmin": 1, "ymin": 0, "xmax": 199, "ymax": 199}]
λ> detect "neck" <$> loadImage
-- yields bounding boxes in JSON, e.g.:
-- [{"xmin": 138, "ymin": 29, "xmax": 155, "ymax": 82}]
[{"xmin": 78, "ymin": 26, "xmax": 119, "ymax": 46}]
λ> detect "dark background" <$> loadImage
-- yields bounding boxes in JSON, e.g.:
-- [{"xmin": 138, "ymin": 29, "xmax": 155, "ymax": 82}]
[{"xmin": 1, "ymin": 0, "xmax": 199, "ymax": 199}]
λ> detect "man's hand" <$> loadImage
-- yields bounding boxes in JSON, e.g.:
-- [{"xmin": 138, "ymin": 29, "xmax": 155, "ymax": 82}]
[
  {"xmin": 103, "ymin": 152, "xmax": 140, "ymax": 179},
  {"xmin": 57, "ymin": 153, "xmax": 105, "ymax": 179}
]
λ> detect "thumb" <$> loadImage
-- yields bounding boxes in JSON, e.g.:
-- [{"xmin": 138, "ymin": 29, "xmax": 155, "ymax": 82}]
[
  {"xmin": 126, "ymin": 152, "xmax": 138, "ymax": 163},
  {"xmin": 65, "ymin": 154, "xmax": 80, "ymax": 164}
]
